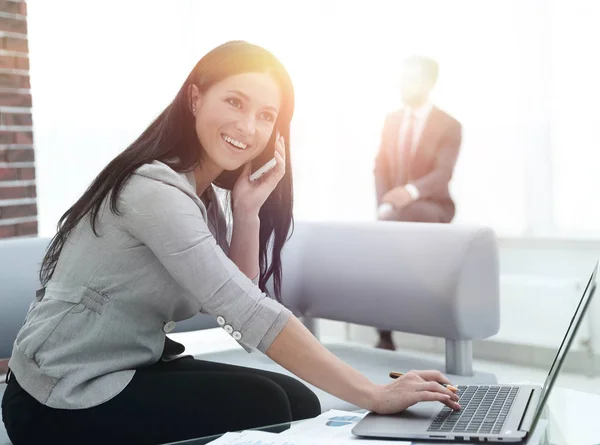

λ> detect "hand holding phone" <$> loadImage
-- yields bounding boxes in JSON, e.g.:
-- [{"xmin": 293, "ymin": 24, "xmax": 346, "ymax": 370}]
[
  {"xmin": 249, "ymin": 131, "xmax": 280, "ymax": 182},
  {"xmin": 231, "ymin": 131, "xmax": 284, "ymax": 214}
]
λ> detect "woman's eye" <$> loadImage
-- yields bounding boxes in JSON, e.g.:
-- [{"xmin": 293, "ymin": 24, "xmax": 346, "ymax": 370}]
[
  {"xmin": 260, "ymin": 112, "xmax": 275, "ymax": 122},
  {"xmin": 227, "ymin": 98, "xmax": 242, "ymax": 108}
]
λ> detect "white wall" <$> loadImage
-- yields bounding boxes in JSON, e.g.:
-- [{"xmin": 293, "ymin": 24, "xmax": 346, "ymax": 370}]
[
  {"xmin": 27, "ymin": 1, "xmax": 197, "ymax": 235},
  {"xmin": 30, "ymin": 0, "xmax": 600, "ymax": 238}
]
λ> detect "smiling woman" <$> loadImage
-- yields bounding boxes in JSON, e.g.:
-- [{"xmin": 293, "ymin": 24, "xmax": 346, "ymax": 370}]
[
  {"xmin": 2, "ymin": 40, "xmax": 460, "ymax": 444},
  {"xmin": 1, "ymin": 41, "xmax": 314, "ymax": 444},
  {"xmin": 41, "ymin": 40, "xmax": 295, "ymax": 301}
]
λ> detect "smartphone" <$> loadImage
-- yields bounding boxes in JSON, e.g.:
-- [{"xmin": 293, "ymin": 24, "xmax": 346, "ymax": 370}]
[
  {"xmin": 249, "ymin": 158, "xmax": 277, "ymax": 182},
  {"xmin": 249, "ymin": 130, "xmax": 279, "ymax": 182}
]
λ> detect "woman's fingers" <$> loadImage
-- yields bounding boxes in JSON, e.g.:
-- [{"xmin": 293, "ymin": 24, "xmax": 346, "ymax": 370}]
[
  {"xmin": 274, "ymin": 148, "xmax": 285, "ymax": 176},
  {"xmin": 276, "ymin": 136, "xmax": 286, "ymax": 165},
  {"xmin": 412, "ymin": 391, "xmax": 461, "ymax": 411},
  {"xmin": 410, "ymin": 369, "xmax": 452, "ymax": 386},
  {"xmin": 417, "ymin": 382, "xmax": 459, "ymax": 401}
]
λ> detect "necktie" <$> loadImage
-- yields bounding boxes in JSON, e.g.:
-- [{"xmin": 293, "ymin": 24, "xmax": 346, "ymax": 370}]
[{"xmin": 396, "ymin": 112, "xmax": 416, "ymax": 180}]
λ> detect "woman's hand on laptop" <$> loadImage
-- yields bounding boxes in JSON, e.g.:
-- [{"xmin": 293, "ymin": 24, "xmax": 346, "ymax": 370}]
[{"xmin": 372, "ymin": 370, "xmax": 461, "ymax": 414}]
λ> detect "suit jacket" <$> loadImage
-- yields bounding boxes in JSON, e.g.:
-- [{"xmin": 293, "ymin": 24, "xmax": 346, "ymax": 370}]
[{"xmin": 374, "ymin": 106, "xmax": 462, "ymax": 221}]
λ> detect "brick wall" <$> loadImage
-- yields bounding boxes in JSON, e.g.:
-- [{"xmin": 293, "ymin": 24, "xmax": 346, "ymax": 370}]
[{"xmin": 0, "ymin": 0, "xmax": 37, "ymax": 240}]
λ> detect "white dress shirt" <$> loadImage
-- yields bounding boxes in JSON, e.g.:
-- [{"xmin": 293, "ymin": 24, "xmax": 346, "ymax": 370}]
[{"xmin": 398, "ymin": 101, "xmax": 433, "ymax": 156}]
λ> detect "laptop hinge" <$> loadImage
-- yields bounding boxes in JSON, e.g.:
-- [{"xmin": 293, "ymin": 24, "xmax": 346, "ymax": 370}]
[{"xmin": 518, "ymin": 389, "xmax": 539, "ymax": 433}]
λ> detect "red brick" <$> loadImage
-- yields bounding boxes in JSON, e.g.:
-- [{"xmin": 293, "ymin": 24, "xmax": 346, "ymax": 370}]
[
  {"xmin": 0, "ymin": 224, "xmax": 16, "ymax": 238},
  {"xmin": 0, "ymin": 203, "xmax": 37, "ymax": 219},
  {"xmin": 0, "ymin": 167, "xmax": 18, "ymax": 180},
  {"xmin": 16, "ymin": 220, "xmax": 37, "ymax": 235},
  {"xmin": 1, "ymin": 112, "xmax": 31, "ymax": 126},
  {"xmin": 0, "ymin": 56, "xmax": 29, "ymax": 70},
  {"xmin": 0, "ymin": 131, "xmax": 12, "ymax": 144},
  {"xmin": 0, "ymin": 184, "xmax": 35, "ymax": 199},
  {"xmin": 0, "ymin": 56, "xmax": 13, "ymax": 69},
  {"xmin": 1, "ymin": 36, "xmax": 28, "ymax": 53},
  {"xmin": 0, "ymin": 55, "xmax": 21, "ymax": 69},
  {"xmin": 0, "ymin": 72, "xmax": 28, "ymax": 88},
  {"xmin": 14, "ymin": 131, "xmax": 32, "ymax": 143},
  {"xmin": 0, "ymin": 17, "xmax": 26, "ymax": 34},
  {"xmin": 18, "ymin": 166, "xmax": 34, "ymax": 180},
  {"xmin": 0, "ymin": 92, "xmax": 31, "ymax": 106},
  {"xmin": 15, "ymin": 56, "xmax": 27, "ymax": 70},
  {"xmin": 0, "ymin": 1, "xmax": 25, "ymax": 15},
  {"xmin": 4, "ymin": 147, "xmax": 33, "ymax": 162},
  {"xmin": 0, "ymin": 131, "xmax": 32, "ymax": 143}
]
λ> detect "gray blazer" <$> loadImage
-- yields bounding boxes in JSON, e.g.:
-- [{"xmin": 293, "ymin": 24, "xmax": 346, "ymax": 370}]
[
  {"xmin": 8, "ymin": 161, "xmax": 291, "ymax": 409},
  {"xmin": 374, "ymin": 107, "xmax": 462, "ymax": 222}
]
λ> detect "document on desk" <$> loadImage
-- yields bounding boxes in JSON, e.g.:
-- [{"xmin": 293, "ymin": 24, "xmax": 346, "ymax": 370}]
[
  {"xmin": 205, "ymin": 410, "xmax": 409, "ymax": 444},
  {"xmin": 205, "ymin": 429, "xmax": 357, "ymax": 445},
  {"xmin": 280, "ymin": 409, "xmax": 410, "ymax": 444}
]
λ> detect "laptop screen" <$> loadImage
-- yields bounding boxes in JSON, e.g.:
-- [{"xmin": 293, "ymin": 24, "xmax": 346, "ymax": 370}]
[{"xmin": 532, "ymin": 262, "xmax": 598, "ymax": 425}]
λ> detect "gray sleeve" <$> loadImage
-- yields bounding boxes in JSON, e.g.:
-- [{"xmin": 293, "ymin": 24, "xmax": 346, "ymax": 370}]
[{"xmin": 119, "ymin": 176, "xmax": 291, "ymax": 352}]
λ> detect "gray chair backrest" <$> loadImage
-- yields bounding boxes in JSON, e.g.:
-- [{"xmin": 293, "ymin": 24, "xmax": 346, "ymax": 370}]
[
  {"xmin": 0, "ymin": 236, "xmax": 48, "ymax": 358},
  {"xmin": 0, "ymin": 236, "xmax": 217, "ymax": 359},
  {"xmin": 277, "ymin": 221, "xmax": 500, "ymax": 340}
]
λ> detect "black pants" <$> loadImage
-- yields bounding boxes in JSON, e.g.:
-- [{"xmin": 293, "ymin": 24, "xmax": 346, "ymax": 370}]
[{"xmin": 1, "ymin": 357, "xmax": 321, "ymax": 445}]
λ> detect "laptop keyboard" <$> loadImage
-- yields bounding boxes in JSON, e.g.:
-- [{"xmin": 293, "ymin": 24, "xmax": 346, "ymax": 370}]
[{"xmin": 427, "ymin": 385, "xmax": 519, "ymax": 435}]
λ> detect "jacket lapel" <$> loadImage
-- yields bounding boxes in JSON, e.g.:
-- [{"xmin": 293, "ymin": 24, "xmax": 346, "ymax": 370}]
[{"xmin": 388, "ymin": 111, "xmax": 405, "ymax": 186}]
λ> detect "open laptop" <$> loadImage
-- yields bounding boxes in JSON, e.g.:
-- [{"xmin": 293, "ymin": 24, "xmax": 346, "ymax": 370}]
[{"xmin": 353, "ymin": 262, "xmax": 598, "ymax": 443}]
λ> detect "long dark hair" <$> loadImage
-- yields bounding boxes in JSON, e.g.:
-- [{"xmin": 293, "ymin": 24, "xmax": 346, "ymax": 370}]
[{"xmin": 40, "ymin": 41, "xmax": 295, "ymax": 301}]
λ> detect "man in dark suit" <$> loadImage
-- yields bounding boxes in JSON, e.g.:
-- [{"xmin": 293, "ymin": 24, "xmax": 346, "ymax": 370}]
[{"xmin": 374, "ymin": 55, "xmax": 462, "ymax": 351}]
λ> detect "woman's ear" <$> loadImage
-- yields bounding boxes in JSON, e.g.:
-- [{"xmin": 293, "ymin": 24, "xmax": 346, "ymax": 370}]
[{"xmin": 188, "ymin": 84, "xmax": 200, "ymax": 115}]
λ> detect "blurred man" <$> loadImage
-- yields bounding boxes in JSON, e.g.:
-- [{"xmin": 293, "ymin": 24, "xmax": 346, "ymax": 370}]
[{"xmin": 373, "ymin": 55, "xmax": 462, "ymax": 350}]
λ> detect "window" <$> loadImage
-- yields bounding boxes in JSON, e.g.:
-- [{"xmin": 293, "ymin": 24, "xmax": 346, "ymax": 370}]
[{"xmin": 29, "ymin": 0, "xmax": 600, "ymax": 239}]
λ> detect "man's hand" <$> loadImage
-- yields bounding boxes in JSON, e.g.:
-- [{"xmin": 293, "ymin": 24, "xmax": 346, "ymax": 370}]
[{"xmin": 382, "ymin": 186, "xmax": 413, "ymax": 210}]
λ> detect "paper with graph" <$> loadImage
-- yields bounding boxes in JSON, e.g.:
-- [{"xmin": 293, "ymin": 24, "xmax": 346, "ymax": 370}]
[
  {"xmin": 205, "ymin": 409, "xmax": 408, "ymax": 444},
  {"xmin": 280, "ymin": 409, "xmax": 409, "ymax": 444}
]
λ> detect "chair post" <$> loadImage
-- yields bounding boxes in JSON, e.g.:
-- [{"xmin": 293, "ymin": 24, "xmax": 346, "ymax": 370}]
[
  {"xmin": 301, "ymin": 316, "xmax": 319, "ymax": 340},
  {"xmin": 446, "ymin": 339, "xmax": 474, "ymax": 376}
]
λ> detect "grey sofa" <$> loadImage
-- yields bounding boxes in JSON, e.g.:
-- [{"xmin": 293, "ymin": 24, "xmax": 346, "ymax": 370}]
[{"xmin": 0, "ymin": 221, "xmax": 500, "ymax": 444}]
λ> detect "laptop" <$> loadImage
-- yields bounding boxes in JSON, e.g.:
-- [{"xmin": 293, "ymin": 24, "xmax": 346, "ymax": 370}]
[{"xmin": 353, "ymin": 262, "xmax": 598, "ymax": 443}]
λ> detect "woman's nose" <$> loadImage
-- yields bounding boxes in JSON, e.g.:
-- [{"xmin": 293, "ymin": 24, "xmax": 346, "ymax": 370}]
[{"xmin": 235, "ymin": 115, "xmax": 256, "ymax": 136}]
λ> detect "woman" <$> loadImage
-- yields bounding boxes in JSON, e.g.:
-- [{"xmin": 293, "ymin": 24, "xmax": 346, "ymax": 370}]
[{"xmin": 1, "ymin": 41, "xmax": 460, "ymax": 444}]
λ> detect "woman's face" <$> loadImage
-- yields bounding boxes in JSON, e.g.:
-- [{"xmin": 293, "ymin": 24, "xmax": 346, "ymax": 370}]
[{"xmin": 191, "ymin": 72, "xmax": 281, "ymax": 172}]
